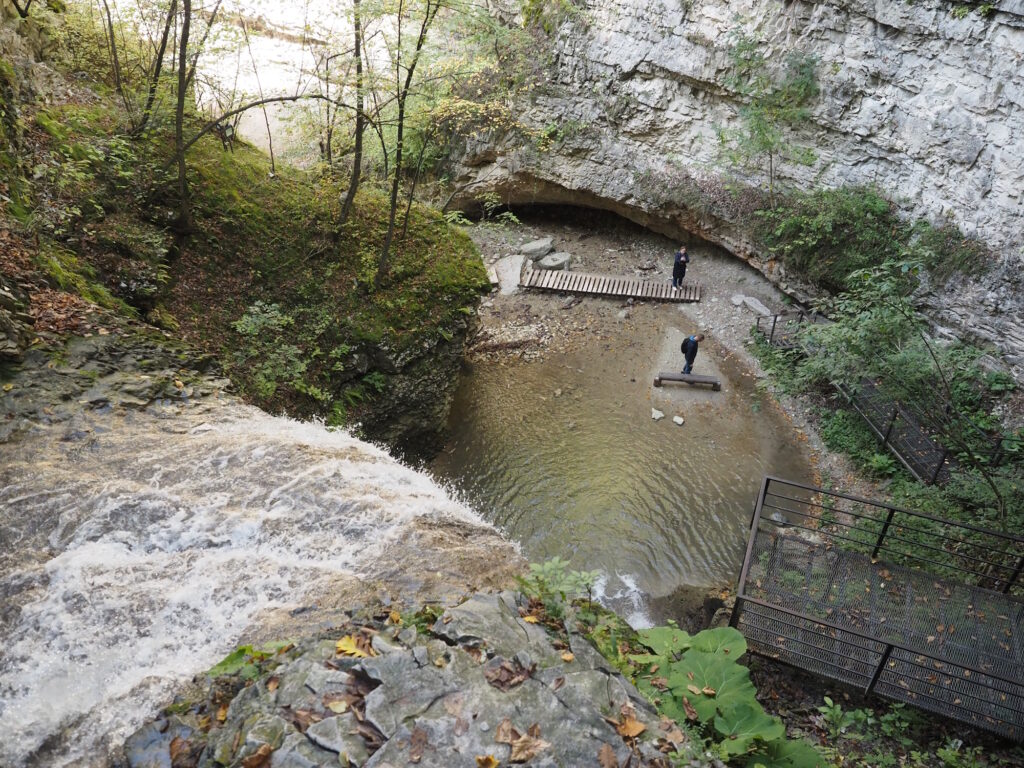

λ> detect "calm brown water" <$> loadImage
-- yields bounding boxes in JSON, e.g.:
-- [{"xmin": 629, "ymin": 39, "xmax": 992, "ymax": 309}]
[{"xmin": 430, "ymin": 313, "xmax": 814, "ymax": 625}]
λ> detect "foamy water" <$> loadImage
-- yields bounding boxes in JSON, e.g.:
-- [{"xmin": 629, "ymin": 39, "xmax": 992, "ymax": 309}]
[{"xmin": 0, "ymin": 400, "xmax": 494, "ymax": 766}]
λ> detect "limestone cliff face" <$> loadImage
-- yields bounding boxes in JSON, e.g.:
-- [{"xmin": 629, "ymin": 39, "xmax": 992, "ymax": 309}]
[{"xmin": 452, "ymin": 0, "xmax": 1024, "ymax": 373}]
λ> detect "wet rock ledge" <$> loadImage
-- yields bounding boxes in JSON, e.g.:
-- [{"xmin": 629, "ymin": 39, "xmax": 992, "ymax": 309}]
[{"xmin": 124, "ymin": 592, "xmax": 717, "ymax": 768}]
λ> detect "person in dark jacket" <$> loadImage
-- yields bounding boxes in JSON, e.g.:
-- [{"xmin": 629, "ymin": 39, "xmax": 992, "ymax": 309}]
[
  {"xmin": 681, "ymin": 333, "xmax": 704, "ymax": 374},
  {"xmin": 672, "ymin": 246, "xmax": 689, "ymax": 290}
]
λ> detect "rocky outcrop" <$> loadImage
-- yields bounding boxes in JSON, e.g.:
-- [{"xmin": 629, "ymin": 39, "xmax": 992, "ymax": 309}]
[
  {"xmin": 124, "ymin": 592, "xmax": 719, "ymax": 768},
  {"xmin": 357, "ymin": 317, "xmax": 474, "ymax": 459},
  {"xmin": 452, "ymin": 0, "xmax": 1024, "ymax": 373}
]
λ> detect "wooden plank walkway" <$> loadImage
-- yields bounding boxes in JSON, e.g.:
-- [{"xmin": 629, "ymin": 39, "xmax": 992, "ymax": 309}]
[
  {"xmin": 520, "ymin": 268, "xmax": 701, "ymax": 303},
  {"xmin": 653, "ymin": 372, "xmax": 721, "ymax": 390}
]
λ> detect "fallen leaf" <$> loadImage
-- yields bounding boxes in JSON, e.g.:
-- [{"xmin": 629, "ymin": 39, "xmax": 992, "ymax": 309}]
[
  {"xmin": 682, "ymin": 696, "xmax": 699, "ymax": 721},
  {"xmin": 476, "ymin": 756, "xmax": 499, "ymax": 768},
  {"xmin": 616, "ymin": 716, "xmax": 646, "ymax": 739},
  {"xmin": 216, "ymin": 704, "xmax": 228, "ymax": 723},
  {"xmin": 286, "ymin": 708, "xmax": 324, "ymax": 733},
  {"xmin": 409, "ymin": 727, "xmax": 429, "ymax": 763},
  {"xmin": 389, "ymin": 609, "xmax": 402, "ymax": 625},
  {"xmin": 241, "ymin": 744, "xmax": 273, "ymax": 768},
  {"xmin": 169, "ymin": 736, "xmax": 188, "ymax": 761},
  {"xmin": 702, "ymin": 686, "xmax": 716, "ymax": 696},
  {"xmin": 326, "ymin": 700, "xmax": 349, "ymax": 714},
  {"xmin": 495, "ymin": 718, "xmax": 519, "ymax": 745},
  {"xmin": 522, "ymin": 615, "xmax": 540, "ymax": 624},
  {"xmin": 686, "ymin": 684, "xmax": 701, "ymax": 696},
  {"xmin": 266, "ymin": 677, "xmax": 279, "ymax": 693},
  {"xmin": 551, "ymin": 676, "xmax": 565, "ymax": 691},
  {"xmin": 509, "ymin": 732, "xmax": 550, "ymax": 763},
  {"xmin": 561, "ymin": 652, "xmax": 574, "ymax": 663},
  {"xmin": 336, "ymin": 635, "xmax": 376, "ymax": 658},
  {"xmin": 598, "ymin": 743, "xmax": 618, "ymax": 768}
]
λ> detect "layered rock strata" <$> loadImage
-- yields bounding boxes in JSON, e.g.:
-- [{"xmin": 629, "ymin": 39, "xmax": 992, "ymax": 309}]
[{"xmin": 453, "ymin": 0, "xmax": 1024, "ymax": 372}]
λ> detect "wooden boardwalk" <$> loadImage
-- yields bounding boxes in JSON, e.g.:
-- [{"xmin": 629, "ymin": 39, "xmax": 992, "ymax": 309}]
[{"xmin": 520, "ymin": 268, "xmax": 701, "ymax": 302}]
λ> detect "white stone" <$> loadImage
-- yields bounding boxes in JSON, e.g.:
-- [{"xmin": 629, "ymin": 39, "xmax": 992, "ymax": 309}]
[
  {"xmin": 537, "ymin": 252, "xmax": 572, "ymax": 270},
  {"xmin": 673, "ymin": 416, "xmax": 684, "ymax": 425},
  {"xmin": 494, "ymin": 254, "xmax": 525, "ymax": 295},
  {"xmin": 519, "ymin": 237, "xmax": 554, "ymax": 258},
  {"xmin": 651, "ymin": 408, "xmax": 665, "ymax": 421},
  {"xmin": 742, "ymin": 297, "xmax": 773, "ymax": 316}
]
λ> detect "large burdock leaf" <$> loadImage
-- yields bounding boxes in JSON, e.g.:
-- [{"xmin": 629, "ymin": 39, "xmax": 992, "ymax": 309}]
[
  {"xmin": 689, "ymin": 627, "xmax": 747, "ymax": 659},
  {"xmin": 714, "ymin": 704, "xmax": 784, "ymax": 755},
  {"xmin": 744, "ymin": 738, "xmax": 827, "ymax": 768},
  {"xmin": 635, "ymin": 626, "xmax": 693, "ymax": 657},
  {"xmin": 665, "ymin": 651, "xmax": 757, "ymax": 722}
]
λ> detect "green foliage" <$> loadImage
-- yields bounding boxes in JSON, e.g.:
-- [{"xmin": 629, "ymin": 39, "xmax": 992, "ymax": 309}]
[
  {"xmin": 720, "ymin": 29, "xmax": 819, "ymax": 205},
  {"xmin": 756, "ymin": 187, "xmax": 902, "ymax": 292},
  {"xmin": 630, "ymin": 625, "xmax": 825, "ymax": 766},
  {"xmin": 759, "ymin": 186, "xmax": 993, "ymax": 291},
  {"xmin": 909, "ymin": 220, "xmax": 993, "ymax": 284},
  {"xmin": 520, "ymin": 0, "xmax": 582, "ymax": 35},
  {"xmin": 207, "ymin": 641, "xmax": 293, "ymax": 680},
  {"xmin": 816, "ymin": 696, "xmax": 858, "ymax": 742},
  {"xmin": 516, "ymin": 557, "xmax": 599, "ymax": 621}
]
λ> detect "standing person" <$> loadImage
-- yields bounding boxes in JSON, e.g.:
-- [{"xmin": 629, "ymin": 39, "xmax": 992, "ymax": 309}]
[
  {"xmin": 672, "ymin": 245, "xmax": 690, "ymax": 291},
  {"xmin": 681, "ymin": 333, "xmax": 704, "ymax": 374}
]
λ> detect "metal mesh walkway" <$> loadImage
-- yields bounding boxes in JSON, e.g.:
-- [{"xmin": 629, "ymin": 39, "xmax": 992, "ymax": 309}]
[{"xmin": 732, "ymin": 478, "xmax": 1024, "ymax": 739}]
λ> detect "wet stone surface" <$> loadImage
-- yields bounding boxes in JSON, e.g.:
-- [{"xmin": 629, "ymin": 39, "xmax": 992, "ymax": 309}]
[{"xmin": 124, "ymin": 592, "xmax": 718, "ymax": 768}]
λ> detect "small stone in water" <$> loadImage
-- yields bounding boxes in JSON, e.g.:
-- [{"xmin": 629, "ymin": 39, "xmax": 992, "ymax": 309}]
[
  {"xmin": 651, "ymin": 408, "xmax": 665, "ymax": 421},
  {"xmin": 673, "ymin": 416, "xmax": 684, "ymax": 426}
]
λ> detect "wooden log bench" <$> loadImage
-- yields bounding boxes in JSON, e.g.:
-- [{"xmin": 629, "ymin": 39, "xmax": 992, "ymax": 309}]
[{"xmin": 653, "ymin": 372, "xmax": 721, "ymax": 391}]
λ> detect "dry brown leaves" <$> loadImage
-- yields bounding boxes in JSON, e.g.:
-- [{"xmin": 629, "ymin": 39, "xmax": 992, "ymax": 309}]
[
  {"xmin": 408, "ymin": 726, "xmax": 430, "ymax": 763},
  {"xmin": 0, "ymin": 227, "xmax": 37, "ymax": 282},
  {"xmin": 240, "ymin": 743, "xmax": 272, "ymax": 768},
  {"xmin": 598, "ymin": 743, "xmax": 619, "ymax": 768},
  {"xmin": 483, "ymin": 657, "xmax": 535, "ymax": 691},
  {"xmin": 29, "ymin": 288, "xmax": 98, "ymax": 335},
  {"xmin": 495, "ymin": 719, "xmax": 551, "ymax": 763}
]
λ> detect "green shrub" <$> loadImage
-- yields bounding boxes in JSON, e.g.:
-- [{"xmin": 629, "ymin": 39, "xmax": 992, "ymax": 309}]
[{"xmin": 757, "ymin": 187, "xmax": 903, "ymax": 293}]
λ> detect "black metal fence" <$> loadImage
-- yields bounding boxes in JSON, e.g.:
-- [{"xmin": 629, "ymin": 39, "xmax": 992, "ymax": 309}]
[
  {"xmin": 754, "ymin": 311, "xmax": 830, "ymax": 349},
  {"xmin": 754, "ymin": 312, "xmax": 1010, "ymax": 486},
  {"xmin": 732, "ymin": 477, "xmax": 1024, "ymax": 739}
]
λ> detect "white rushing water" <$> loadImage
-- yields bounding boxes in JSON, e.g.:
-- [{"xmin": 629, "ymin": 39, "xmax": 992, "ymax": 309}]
[{"xmin": 0, "ymin": 399, "xmax": 496, "ymax": 767}]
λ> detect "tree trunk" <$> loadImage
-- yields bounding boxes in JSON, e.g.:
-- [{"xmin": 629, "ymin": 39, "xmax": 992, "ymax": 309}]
[
  {"xmin": 174, "ymin": 0, "xmax": 193, "ymax": 234},
  {"xmin": 136, "ymin": 0, "xmax": 177, "ymax": 135},
  {"xmin": 339, "ymin": 0, "xmax": 364, "ymax": 224},
  {"xmin": 377, "ymin": 0, "xmax": 439, "ymax": 286}
]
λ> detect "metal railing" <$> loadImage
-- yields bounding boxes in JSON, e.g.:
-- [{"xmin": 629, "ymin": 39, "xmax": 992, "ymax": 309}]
[
  {"xmin": 754, "ymin": 312, "xmax": 1010, "ymax": 486},
  {"xmin": 732, "ymin": 477, "xmax": 1024, "ymax": 739}
]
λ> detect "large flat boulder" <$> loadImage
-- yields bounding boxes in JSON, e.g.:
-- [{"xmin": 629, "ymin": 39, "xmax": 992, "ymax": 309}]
[{"xmin": 519, "ymin": 237, "xmax": 554, "ymax": 258}]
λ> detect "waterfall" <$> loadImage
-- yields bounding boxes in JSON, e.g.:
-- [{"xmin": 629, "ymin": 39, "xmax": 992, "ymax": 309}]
[{"xmin": 0, "ymin": 398, "xmax": 507, "ymax": 767}]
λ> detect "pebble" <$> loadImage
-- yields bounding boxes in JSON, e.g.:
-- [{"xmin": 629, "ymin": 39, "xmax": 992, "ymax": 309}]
[
  {"xmin": 673, "ymin": 416, "xmax": 684, "ymax": 425},
  {"xmin": 651, "ymin": 408, "xmax": 665, "ymax": 421}
]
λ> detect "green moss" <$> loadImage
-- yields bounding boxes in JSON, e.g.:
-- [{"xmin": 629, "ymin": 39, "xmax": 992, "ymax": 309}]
[
  {"xmin": 34, "ymin": 240, "xmax": 131, "ymax": 312},
  {"xmin": 34, "ymin": 110, "xmax": 69, "ymax": 141}
]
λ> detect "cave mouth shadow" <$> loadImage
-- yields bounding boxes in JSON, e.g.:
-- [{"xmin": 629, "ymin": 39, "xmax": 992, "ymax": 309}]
[{"xmin": 470, "ymin": 202, "xmax": 720, "ymax": 254}]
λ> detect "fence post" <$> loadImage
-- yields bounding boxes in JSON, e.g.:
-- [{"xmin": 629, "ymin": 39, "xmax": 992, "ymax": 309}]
[
  {"xmin": 871, "ymin": 508, "xmax": 896, "ymax": 560},
  {"xmin": 1004, "ymin": 554, "xmax": 1024, "ymax": 594},
  {"xmin": 769, "ymin": 315, "xmax": 778, "ymax": 344},
  {"xmin": 882, "ymin": 405, "xmax": 899, "ymax": 447},
  {"xmin": 865, "ymin": 644, "xmax": 895, "ymax": 695},
  {"xmin": 929, "ymin": 447, "xmax": 950, "ymax": 485},
  {"xmin": 730, "ymin": 478, "xmax": 770, "ymax": 627}
]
